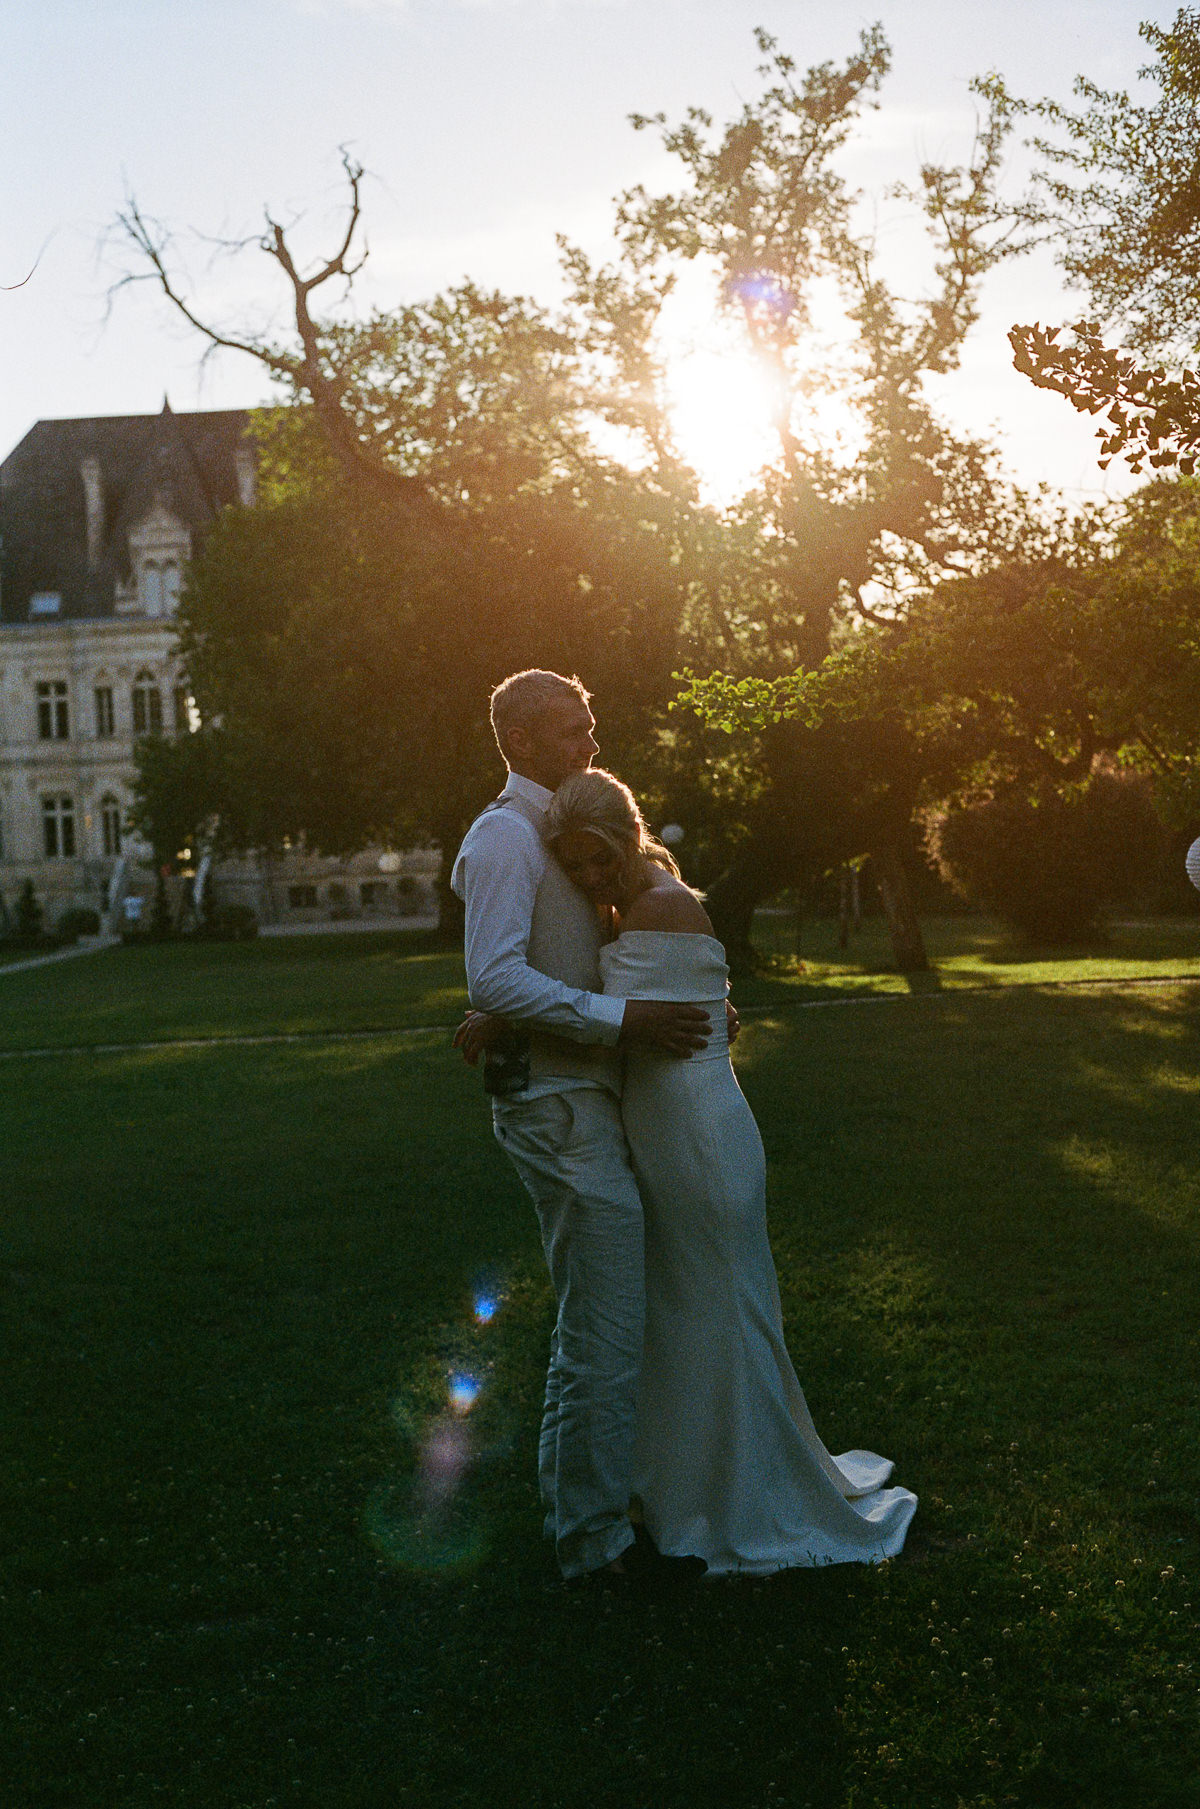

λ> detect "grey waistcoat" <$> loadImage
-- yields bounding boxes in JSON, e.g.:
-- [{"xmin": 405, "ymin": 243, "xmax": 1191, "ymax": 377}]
[{"xmin": 493, "ymin": 789, "xmax": 621, "ymax": 1090}]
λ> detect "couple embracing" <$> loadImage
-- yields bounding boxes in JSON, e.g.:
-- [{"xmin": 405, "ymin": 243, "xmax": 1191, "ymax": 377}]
[{"xmin": 452, "ymin": 669, "xmax": 916, "ymax": 1586}]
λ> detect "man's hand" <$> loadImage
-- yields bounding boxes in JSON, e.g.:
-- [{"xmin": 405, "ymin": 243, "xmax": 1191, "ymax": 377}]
[
  {"xmin": 619, "ymin": 1000, "xmax": 711, "ymax": 1056},
  {"xmin": 452, "ymin": 1010, "xmax": 506, "ymax": 1067},
  {"xmin": 726, "ymin": 998, "xmax": 740, "ymax": 1046}
]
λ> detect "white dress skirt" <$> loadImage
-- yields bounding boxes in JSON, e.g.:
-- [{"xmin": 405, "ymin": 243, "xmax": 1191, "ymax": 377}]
[{"xmin": 601, "ymin": 929, "xmax": 917, "ymax": 1576}]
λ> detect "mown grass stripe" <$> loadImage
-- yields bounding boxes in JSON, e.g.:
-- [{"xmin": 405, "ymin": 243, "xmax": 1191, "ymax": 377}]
[{"xmin": 1, "ymin": 968, "xmax": 1196, "ymax": 1061}]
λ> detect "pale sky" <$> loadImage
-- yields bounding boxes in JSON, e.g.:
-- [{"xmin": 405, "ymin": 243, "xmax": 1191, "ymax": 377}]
[{"xmin": 1, "ymin": 0, "xmax": 1174, "ymax": 502}]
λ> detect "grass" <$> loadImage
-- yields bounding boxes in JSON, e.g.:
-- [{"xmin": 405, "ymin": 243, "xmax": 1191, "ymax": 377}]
[
  {"xmin": 4, "ymin": 923, "xmax": 1200, "ymax": 1807},
  {"xmin": 0, "ymin": 929, "xmax": 461, "ymax": 1052},
  {"xmin": 744, "ymin": 909, "xmax": 1200, "ymax": 1002}
]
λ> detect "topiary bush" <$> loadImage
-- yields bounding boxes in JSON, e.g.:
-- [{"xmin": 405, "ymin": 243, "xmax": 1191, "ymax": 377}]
[
  {"xmin": 927, "ymin": 772, "xmax": 1166, "ymax": 943},
  {"xmin": 55, "ymin": 906, "xmax": 102, "ymax": 943}
]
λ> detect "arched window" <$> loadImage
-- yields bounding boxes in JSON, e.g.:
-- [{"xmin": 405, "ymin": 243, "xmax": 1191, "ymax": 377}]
[
  {"xmin": 101, "ymin": 794, "xmax": 122, "ymax": 858},
  {"xmin": 132, "ymin": 670, "xmax": 163, "ymax": 736},
  {"xmin": 42, "ymin": 795, "xmax": 76, "ymax": 859},
  {"xmin": 94, "ymin": 683, "xmax": 115, "ymax": 738}
]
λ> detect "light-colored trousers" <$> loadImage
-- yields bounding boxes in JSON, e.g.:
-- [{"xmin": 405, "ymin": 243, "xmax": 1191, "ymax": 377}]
[{"xmin": 493, "ymin": 1087, "xmax": 644, "ymax": 1579}]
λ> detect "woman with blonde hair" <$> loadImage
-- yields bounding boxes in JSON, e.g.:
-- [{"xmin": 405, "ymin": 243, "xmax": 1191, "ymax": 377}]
[{"xmin": 542, "ymin": 767, "xmax": 917, "ymax": 1577}]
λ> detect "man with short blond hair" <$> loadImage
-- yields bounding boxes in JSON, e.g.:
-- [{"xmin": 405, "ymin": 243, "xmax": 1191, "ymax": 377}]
[
  {"xmin": 488, "ymin": 669, "xmax": 591, "ymax": 762},
  {"xmin": 452, "ymin": 668, "xmax": 709, "ymax": 1583}
]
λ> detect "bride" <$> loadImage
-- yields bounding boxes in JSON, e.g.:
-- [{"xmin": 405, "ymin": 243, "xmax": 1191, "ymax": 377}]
[{"xmin": 541, "ymin": 767, "xmax": 917, "ymax": 1576}]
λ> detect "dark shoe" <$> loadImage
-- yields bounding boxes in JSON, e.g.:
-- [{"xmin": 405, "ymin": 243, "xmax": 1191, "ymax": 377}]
[
  {"xmin": 630, "ymin": 1523, "xmax": 707, "ymax": 1587},
  {"xmin": 567, "ymin": 1527, "xmax": 706, "ymax": 1594}
]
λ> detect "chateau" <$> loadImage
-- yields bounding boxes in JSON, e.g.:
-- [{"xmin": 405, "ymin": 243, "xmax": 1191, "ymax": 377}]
[{"xmin": 0, "ymin": 406, "xmax": 434, "ymax": 931}]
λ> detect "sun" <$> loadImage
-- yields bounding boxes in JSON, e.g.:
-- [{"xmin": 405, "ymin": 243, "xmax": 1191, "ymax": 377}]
[
  {"xmin": 662, "ymin": 336, "xmax": 784, "ymax": 504},
  {"xmin": 653, "ymin": 267, "xmax": 868, "ymax": 504}
]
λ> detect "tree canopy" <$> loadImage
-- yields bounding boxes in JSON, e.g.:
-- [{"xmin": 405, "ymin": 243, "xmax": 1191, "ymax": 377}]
[
  {"xmin": 122, "ymin": 23, "xmax": 1196, "ymax": 966},
  {"xmin": 1001, "ymin": 9, "xmax": 1200, "ymax": 471}
]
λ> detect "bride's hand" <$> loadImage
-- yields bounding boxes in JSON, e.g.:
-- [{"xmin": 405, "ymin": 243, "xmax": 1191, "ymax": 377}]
[{"xmin": 452, "ymin": 1010, "xmax": 507, "ymax": 1066}]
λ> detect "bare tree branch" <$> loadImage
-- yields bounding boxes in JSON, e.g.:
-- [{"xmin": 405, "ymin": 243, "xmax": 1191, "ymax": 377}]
[
  {"xmin": 112, "ymin": 151, "xmax": 438, "ymax": 516},
  {"xmin": 2, "ymin": 232, "xmax": 54, "ymax": 291}
]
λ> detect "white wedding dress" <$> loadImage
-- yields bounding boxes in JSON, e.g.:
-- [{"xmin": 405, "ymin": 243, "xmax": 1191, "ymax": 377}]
[{"xmin": 601, "ymin": 929, "xmax": 918, "ymax": 1576}]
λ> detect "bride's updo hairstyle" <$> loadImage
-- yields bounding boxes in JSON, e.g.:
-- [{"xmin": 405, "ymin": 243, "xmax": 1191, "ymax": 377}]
[{"xmin": 543, "ymin": 768, "xmax": 682, "ymax": 879}]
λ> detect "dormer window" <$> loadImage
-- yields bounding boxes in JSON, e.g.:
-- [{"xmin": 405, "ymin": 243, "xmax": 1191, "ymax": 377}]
[
  {"xmin": 140, "ymin": 559, "xmax": 176, "ymax": 616},
  {"xmin": 129, "ymin": 504, "xmax": 189, "ymax": 617},
  {"xmin": 140, "ymin": 561, "xmax": 163, "ymax": 616},
  {"xmin": 138, "ymin": 558, "xmax": 182, "ymax": 615}
]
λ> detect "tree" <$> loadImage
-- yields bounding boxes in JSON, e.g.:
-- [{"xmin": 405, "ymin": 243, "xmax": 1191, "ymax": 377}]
[
  {"xmin": 998, "ymin": 10, "xmax": 1200, "ymax": 470},
  {"xmin": 684, "ymin": 476, "xmax": 1200, "ymax": 938},
  {"xmin": 115, "ymin": 154, "xmax": 437, "ymax": 520},
  {"xmin": 566, "ymin": 27, "xmax": 1031, "ymax": 965},
  {"xmin": 928, "ymin": 772, "xmax": 1168, "ymax": 942},
  {"xmin": 118, "ymin": 33, "xmax": 1034, "ymax": 966},
  {"xmin": 128, "ymin": 729, "xmax": 224, "ymax": 933},
  {"xmin": 168, "ymin": 290, "xmax": 728, "ymax": 925}
]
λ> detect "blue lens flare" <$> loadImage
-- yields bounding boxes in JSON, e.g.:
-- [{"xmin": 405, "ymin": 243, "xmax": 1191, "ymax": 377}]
[
  {"xmin": 364, "ymin": 1271, "xmax": 511, "ymax": 1577},
  {"xmin": 448, "ymin": 1370, "xmax": 483, "ymax": 1414},
  {"xmin": 726, "ymin": 272, "xmax": 796, "ymax": 317}
]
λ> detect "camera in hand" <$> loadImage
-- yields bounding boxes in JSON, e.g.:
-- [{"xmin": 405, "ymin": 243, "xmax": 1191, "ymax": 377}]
[{"xmin": 483, "ymin": 1025, "xmax": 532, "ymax": 1096}]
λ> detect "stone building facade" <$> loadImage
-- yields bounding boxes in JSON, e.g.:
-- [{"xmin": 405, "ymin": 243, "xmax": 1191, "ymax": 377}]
[{"xmin": 0, "ymin": 406, "xmax": 436, "ymax": 931}]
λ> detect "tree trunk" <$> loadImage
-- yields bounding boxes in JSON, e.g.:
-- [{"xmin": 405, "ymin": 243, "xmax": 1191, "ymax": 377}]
[
  {"xmin": 705, "ymin": 836, "xmax": 784, "ymax": 969},
  {"xmin": 151, "ymin": 863, "xmax": 173, "ymax": 939},
  {"xmin": 430, "ymin": 811, "xmax": 468, "ymax": 948},
  {"xmin": 869, "ymin": 841, "xmax": 929, "ymax": 972}
]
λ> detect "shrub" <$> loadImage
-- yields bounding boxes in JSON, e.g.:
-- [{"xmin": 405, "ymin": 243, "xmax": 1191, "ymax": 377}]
[
  {"xmin": 15, "ymin": 880, "xmax": 44, "ymax": 941},
  {"xmin": 195, "ymin": 903, "xmax": 259, "ymax": 941},
  {"xmin": 55, "ymin": 906, "xmax": 102, "ymax": 943},
  {"xmin": 928, "ymin": 773, "xmax": 1166, "ymax": 942}
]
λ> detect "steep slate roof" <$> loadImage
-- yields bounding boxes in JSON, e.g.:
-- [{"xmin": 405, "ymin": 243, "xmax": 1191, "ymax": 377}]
[{"xmin": 0, "ymin": 405, "xmax": 251, "ymax": 623}]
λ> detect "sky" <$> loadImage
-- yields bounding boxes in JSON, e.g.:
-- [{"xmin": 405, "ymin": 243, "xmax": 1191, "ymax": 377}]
[{"xmin": 1, "ymin": 0, "xmax": 1177, "ymax": 504}]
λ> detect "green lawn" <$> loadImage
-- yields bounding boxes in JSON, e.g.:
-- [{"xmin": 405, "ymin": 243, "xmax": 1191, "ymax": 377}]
[
  {"xmin": 746, "ymin": 909, "xmax": 1200, "ymax": 999},
  {"xmin": 4, "ymin": 928, "xmax": 1199, "ymax": 1807},
  {"xmin": 0, "ymin": 930, "xmax": 462, "ymax": 1052}
]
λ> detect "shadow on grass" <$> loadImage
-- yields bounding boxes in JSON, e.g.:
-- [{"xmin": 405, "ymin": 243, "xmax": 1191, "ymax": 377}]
[
  {"xmin": 6, "ymin": 983, "xmax": 1200, "ymax": 1807},
  {"xmin": 736, "ymin": 982, "xmax": 1200, "ymax": 1805}
]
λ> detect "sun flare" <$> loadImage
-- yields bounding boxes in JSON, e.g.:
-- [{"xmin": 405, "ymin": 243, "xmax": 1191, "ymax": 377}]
[{"xmin": 653, "ymin": 268, "xmax": 868, "ymax": 504}]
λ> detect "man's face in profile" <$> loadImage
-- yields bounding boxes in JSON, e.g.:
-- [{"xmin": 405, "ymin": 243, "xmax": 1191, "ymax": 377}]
[{"xmin": 512, "ymin": 694, "xmax": 599, "ymax": 791}]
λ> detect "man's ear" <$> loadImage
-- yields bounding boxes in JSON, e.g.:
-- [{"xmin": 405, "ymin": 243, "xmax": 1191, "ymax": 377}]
[{"xmin": 506, "ymin": 724, "xmax": 532, "ymax": 764}]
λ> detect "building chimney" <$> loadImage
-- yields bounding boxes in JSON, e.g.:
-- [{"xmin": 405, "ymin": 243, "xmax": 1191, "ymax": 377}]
[
  {"xmin": 80, "ymin": 457, "xmax": 104, "ymax": 568},
  {"xmin": 234, "ymin": 445, "xmax": 257, "ymax": 508}
]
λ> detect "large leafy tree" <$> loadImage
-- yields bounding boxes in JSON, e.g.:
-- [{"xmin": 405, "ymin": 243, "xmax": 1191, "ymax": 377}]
[
  {"xmin": 684, "ymin": 479, "xmax": 1200, "ymax": 936},
  {"xmin": 164, "ymin": 287, "xmax": 726, "ymax": 922},
  {"xmin": 123, "ymin": 31, "xmax": 1037, "ymax": 965},
  {"xmin": 565, "ymin": 27, "xmax": 1032, "ymax": 965},
  {"xmin": 999, "ymin": 9, "xmax": 1200, "ymax": 472}
]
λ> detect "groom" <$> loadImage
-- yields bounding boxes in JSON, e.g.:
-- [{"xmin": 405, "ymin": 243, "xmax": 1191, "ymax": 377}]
[{"xmin": 451, "ymin": 669, "xmax": 710, "ymax": 1583}]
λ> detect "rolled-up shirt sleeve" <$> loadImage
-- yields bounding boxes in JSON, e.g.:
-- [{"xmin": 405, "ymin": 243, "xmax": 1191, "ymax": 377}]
[{"xmin": 452, "ymin": 812, "xmax": 624, "ymax": 1045}]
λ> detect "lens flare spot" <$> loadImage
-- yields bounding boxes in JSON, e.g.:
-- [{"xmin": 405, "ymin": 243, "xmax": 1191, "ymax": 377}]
[
  {"xmin": 420, "ymin": 1414, "xmax": 473, "ymax": 1507},
  {"xmin": 448, "ymin": 1370, "xmax": 482, "ymax": 1414},
  {"xmin": 473, "ymin": 1292, "xmax": 500, "ymax": 1325}
]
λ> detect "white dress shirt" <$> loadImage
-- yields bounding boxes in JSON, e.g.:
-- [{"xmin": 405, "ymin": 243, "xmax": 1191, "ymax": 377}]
[{"xmin": 451, "ymin": 771, "xmax": 626, "ymax": 1046}]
